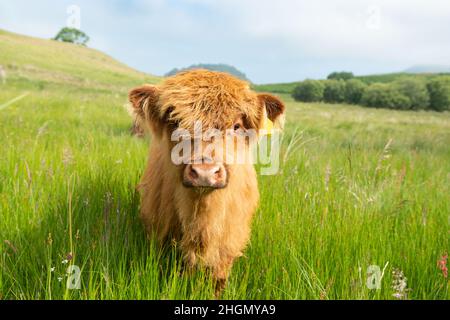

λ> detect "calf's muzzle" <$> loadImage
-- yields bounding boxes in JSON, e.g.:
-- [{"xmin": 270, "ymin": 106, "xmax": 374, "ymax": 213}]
[{"xmin": 183, "ymin": 160, "xmax": 227, "ymax": 189}]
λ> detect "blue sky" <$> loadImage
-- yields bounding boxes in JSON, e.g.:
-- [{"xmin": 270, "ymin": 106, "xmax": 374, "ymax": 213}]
[{"xmin": 1, "ymin": 0, "xmax": 449, "ymax": 83}]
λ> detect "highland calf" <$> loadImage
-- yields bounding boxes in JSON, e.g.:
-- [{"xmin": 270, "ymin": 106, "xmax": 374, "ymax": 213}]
[{"xmin": 129, "ymin": 69, "xmax": 285, "ymax": 294}]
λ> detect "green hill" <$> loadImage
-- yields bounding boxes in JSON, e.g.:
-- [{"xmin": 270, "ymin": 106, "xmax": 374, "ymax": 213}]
[{"xmin": 0, "ymin": 29, "xmax": 161, "ymax": 92}]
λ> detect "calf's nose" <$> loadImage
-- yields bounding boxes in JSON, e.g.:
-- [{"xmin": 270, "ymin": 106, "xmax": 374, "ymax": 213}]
[{"xmin": 183, "ymin": 162, "xmax": 227, "ymax": 189}]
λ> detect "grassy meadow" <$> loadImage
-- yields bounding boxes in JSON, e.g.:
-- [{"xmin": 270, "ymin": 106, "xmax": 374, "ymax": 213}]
[{"xmin": 0, "ymin": 30, "xmax": 449, "ymax": 300}]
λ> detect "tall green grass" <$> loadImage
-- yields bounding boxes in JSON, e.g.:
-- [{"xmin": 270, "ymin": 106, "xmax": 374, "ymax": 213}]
[
  {"xmin": 1, "ymin": 84, "xmax": 448, "ymax": 299},
  {"xmin": 0, "ymin": 30, "xmax": 449, "ymax": 300}
]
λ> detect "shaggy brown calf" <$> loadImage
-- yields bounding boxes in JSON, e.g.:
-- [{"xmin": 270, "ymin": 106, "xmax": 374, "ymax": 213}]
[{"xmin": 129, "ymin": 69, "xmax": 284, "ymax": 294}]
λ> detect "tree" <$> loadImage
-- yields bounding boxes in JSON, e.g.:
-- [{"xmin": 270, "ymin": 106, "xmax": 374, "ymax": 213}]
[
  {"xmin": 344, "ymin": 79, "xmax": 367, "ymax": 104},
  {"xmin": 53, "ymin": 27, "xmax": 89, "ymax": 46},
  {"xmin": 393, "ymin": 78, "xmax": 430, "ymax": 110},
  {"xmin": 327, "ymin": 71, "xmax": 354, "ymax": 81},
  {"xmin": 323, "ymin": 80, "xmax": 346, "ymax": 103},
  {"xmin": 427, "ymin": 78, "xmax": 450, "ymax": 111},
  {"xmin": 361, "ymin": 83, "xmax": 411, "ymax": 109},
  {"xmin": 292, "ymin": 80, "xmax": 324, "ymax": 102}
]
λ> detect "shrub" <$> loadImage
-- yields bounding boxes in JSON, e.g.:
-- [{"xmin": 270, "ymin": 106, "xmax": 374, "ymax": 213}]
[
  {"xmin": 361, "ymin": 83, "xmax": 411, "ymax": 109},
  {"xmin": 323, "ymin": 80, "xmax": 346, "ymax": 103},
  {"xmin": 344, "ymin": 79, "xmax": 367, "ymax": 104},
  {"xmin": 393, "ymin": 78, "xmax": 430, "ymax": 110},
  {"xmin": 292, "ymin": 80, "xmax": 324, "ymax": 102},
  {"xmin": 427, "ymin": 78, "xmax": 450, "ymax": 111},
  {"xmin": 53, "ymin": 27, "xmax": 89, "ymax": 46},
  {"xmin": 327, "ymin": 71, "xmax": 354, "ymax": 80}
]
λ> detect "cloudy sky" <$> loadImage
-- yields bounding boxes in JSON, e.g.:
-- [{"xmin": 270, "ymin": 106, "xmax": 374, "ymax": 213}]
[{"xmin": 1, "ymin": 0, "xmax": 449, "ymax": 83}]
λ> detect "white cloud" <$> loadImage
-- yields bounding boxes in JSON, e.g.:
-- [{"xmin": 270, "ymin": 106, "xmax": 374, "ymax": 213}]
[
  {"xmin": 0, "ymin": 0, "xmax": 449, "ymax": 83},
  {"xmin": 193, "ymin": 0, "xmax": 450, "ymax": 65}
]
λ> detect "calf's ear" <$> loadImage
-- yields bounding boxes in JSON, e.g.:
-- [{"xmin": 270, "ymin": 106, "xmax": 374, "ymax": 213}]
[
  {"xmin": 129, "ymin": 85, "xmax": 163, "ymax": 135},
  {"xmin": 257, "ymin": 93, "xmax": 285, "ymax": 129}
]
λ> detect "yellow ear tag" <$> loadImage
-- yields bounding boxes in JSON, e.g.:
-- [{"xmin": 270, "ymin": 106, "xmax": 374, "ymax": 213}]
[{"xmin": 262, "ymin": 109, "xmax": 274, "ymax": 135}]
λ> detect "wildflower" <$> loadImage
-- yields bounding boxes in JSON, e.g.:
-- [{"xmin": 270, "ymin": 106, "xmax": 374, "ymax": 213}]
[
  {"xmin": 437, "ymin": 253, "xmax": 448, "ymax": 278},
  {"xmin": 392, "ymin": 292, "xmax": 403, "ymax": 299},
  {"xmin": 50, "ymin": 267, "xmax": 55, "ymax": 272},
  {"xmin": 62, "ymin": 259, "xmax": 69, "ymax": 264},
  {"xmin": 391, "ymin": 268, "xmax": 411, "ymax": 300},
  {"xmin": 66, "ymin": 253, "xmax": 73, "ymax": 261},
  {"xmin": 57, "ymin": 277, "xmax": 63, "ymax": 282}
]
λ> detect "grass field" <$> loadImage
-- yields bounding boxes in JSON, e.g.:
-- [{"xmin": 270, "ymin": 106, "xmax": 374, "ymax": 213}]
[{"xmin": 0, "ymin": 30, "xmax": 449, "ymax": 300}]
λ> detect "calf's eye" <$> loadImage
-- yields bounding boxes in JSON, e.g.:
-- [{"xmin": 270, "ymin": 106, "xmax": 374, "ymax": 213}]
[{"xmin": 233, "ymin": 123, "xmax": 242, "ymax": 131}]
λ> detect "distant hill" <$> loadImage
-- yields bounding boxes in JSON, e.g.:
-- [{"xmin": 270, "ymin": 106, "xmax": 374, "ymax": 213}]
[
  {"xmin": 165, "ymin": 63, "xmax": 250, "ymax": 82},
  {"xmin": 0, "ymin": 29, "xmax": 161, "ymax": 91},
  {"xmin": 404, "ymin": 65, "xmax": 450, "ymax": 74}
]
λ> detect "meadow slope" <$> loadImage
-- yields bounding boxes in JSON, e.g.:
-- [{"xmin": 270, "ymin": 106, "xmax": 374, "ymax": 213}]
[{"xmin": 0, "ymin": 30, "xmax": 449, "ymax": 299}]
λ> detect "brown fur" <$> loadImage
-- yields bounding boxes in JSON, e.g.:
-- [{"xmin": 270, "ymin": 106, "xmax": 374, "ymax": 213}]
[
  {"xmin": 130, "ymin": 119, "xmax": 145, "ymax": 137},
  {"xmin": 129, "ymin": 69, "xmax": 284, "ymax": 295}
]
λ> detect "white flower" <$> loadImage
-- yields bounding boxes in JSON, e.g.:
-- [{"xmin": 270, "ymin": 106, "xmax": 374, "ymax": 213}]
[
  {"xmin": 50, "ymin": 267, "xmax": 55, "ymax": 272},
  {"xmin": 57, "ymin": 277, "xmax": 63, "ymax": 282},
  {"xmin": 62, "ymin": 259, "xmax": 69, "ymax": 264},
  {"xmin": 391, "ymin": 268, "xmax": 411, "ymax": 300}
]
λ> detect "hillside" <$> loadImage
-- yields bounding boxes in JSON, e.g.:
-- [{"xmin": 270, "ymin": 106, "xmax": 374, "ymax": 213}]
[{"xmin": 0, "ymin": 29, "xmax": 161, "ymax": 92}]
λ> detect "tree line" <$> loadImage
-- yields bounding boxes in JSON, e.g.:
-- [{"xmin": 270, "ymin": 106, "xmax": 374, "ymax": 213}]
[{"xmin": 292, "ymin": 72, "xmax": 450, "ymax": 111}]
